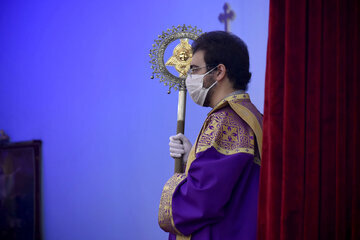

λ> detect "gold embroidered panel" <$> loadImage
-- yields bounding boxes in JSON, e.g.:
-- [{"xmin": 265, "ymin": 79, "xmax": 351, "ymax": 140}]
[{"xmin": 196, "ymin": 108, "xmax": 255, "ymax": 155}]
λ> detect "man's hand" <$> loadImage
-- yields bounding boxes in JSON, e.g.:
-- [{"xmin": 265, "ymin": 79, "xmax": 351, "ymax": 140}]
[{"xmin": 169, "ymin": 133, "xmax": 192, "ymax": 163}]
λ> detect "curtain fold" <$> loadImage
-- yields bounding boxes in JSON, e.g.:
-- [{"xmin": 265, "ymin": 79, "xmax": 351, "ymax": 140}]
[{"xmin": 258, "ymin": 0, "xmax": 360, "ymax": 239}]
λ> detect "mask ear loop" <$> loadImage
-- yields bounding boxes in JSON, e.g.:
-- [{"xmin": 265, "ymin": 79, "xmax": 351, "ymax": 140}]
[
  {"xmin": 202, "ymin": 67, "xmax": 219, "ymax": 90},
  {"xmin": 204, "ymin": 80, "xmax": 217, "ymax": 90},
  {"xmin": 203, "ymin": 65, "xmax": 219, "ymax": 79}
]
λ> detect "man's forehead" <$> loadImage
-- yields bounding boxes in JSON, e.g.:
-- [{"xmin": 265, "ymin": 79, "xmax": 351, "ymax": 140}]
[{"xmin": 191, "ymin": 50, "xmax": 205, "ymax": 66}]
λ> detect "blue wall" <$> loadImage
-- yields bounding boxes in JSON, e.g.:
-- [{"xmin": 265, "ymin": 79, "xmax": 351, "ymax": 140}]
[{"xmin": 0, "ymin": 0, "xmax": 269, "ymax": 239}]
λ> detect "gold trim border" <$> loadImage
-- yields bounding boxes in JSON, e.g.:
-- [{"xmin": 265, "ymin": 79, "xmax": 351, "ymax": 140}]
[
  {"xmin": 159, "ymin": 173, "xmax": 186, "ymax": 235},
  {"xmin": 229, "ymin": 102, "xmax": 263, "ymax": 160}
]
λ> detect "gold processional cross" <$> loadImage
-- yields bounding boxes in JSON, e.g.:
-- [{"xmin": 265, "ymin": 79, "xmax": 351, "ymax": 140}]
[
  {"xmin": 165, "ymin": 39, "xmax": 192, "ymax": 78},
  {"xmin": 164, "ymin": 38, "xmax": 193, "ymax": 173}
]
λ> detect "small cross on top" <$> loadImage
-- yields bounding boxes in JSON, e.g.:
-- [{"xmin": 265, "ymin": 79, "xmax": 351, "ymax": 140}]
[{"xmin": 218, "ymin": 3, "xmax": 236, "ymax": 32}]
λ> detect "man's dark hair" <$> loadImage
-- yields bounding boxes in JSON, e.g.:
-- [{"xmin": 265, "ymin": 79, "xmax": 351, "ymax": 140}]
[{"xmin": 192, "ymin": 31, "xmax": 251, "ymax": 90}]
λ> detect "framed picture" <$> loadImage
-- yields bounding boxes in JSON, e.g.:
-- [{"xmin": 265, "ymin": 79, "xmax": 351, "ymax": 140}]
[{"xmin": 0, "ymin": 140, "xmax": 42, "ymax": 240}]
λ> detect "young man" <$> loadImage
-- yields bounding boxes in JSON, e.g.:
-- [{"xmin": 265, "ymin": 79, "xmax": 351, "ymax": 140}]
[{"xmin": 159, "ymin": 31, "xmax": 263, "ymax": 240}]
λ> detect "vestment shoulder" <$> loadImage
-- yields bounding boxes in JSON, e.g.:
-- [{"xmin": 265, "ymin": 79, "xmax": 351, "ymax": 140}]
[{"xmin": 196, "ymin": 106, "xmax": 255, "ymax": 155}]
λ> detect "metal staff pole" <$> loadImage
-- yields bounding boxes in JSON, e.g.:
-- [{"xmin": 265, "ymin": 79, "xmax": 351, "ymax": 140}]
[{"xmin": 174, "ymin": 84, "xmax": 186, "ymax": 173}]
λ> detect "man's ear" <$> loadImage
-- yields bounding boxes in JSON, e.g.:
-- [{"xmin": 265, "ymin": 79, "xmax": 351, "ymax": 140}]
[{"xmin": 215, "ymin": 64, "xmax": 227, "ymax": 82}]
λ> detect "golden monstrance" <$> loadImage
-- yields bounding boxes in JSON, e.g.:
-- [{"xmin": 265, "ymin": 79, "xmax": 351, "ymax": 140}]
[{"xmin": 149, "ymin": 25, "xmax": 202, "ymax": 173}]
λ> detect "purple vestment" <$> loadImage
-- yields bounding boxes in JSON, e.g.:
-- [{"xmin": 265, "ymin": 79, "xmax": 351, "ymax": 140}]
[{"xmin": 159, "ymin": 93, "xmax": 262, "ymax": 240}]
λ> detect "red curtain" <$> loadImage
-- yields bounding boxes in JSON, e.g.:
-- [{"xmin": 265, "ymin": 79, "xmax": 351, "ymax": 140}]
[{"xmin": 258, "ymin": 0, "xmax": 360, "ymax": 239}]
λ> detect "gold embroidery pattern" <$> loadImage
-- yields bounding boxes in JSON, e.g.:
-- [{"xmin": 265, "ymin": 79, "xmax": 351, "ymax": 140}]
[
  {"xmin": 229, "ymin": 100, "xmax": 263, "ymax": 162},
  {"xmin": 185, "ymin": 144, "xmax": 197, "ymax": 175},
  {"xmin": 233, "ymin": 100, "xmax": 263, "ymax": 128},
  {"xmin": 208, "ymin": 93, "xmax": 250, "ymax": 116},
  {"xmin": 209, "ymin": 93, "xmax": 263, "ymax": 165},
  {"xmin": 177, "ymin": 235, "xmax": 191, "ymax": 240},
  {"xmin": 159, "ymin": 173, "xmax": 186, "ymax": 235},
  {"xmin": 196, "ymin": 109, "xmax": 255, "ymax": 155}
]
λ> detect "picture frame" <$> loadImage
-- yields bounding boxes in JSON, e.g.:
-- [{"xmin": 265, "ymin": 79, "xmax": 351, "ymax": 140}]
[{"xmin": 0, "ymin": 140, "xmax": 42, "ymax": 240}]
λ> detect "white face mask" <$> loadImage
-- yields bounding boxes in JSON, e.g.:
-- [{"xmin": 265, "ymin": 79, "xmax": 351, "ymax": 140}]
[{"xmin": 185, "ymin": 67, "xmax": 217, "ymax": 106}]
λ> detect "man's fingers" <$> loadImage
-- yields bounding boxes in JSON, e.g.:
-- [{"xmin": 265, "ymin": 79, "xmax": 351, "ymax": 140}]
[
  {"xmin": 170, "ymin": 147, "xmax": 185, "ymax": 154},
  {"xmin": 169, "ymin": 141, "xmax": 183, "ymax": 149},
  {"xmin": 169, "ymin": 134, "xmax": 190, "ymax": 161}
]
